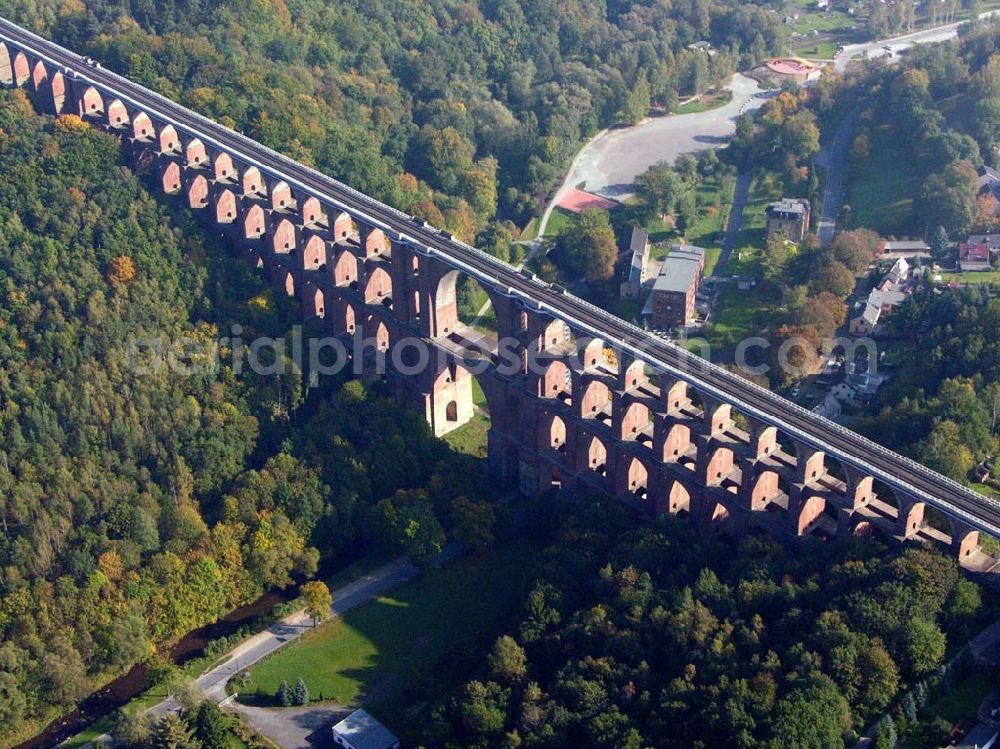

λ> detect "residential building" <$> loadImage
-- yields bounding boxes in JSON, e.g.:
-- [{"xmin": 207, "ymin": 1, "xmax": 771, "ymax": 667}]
[
  {"xmin": 831, "ymin": 382, "xmax": 858, "ymax": 405},
  {"xmin": 967, "ymin": 233, "xmax": 1000, "ymax": 256},
  {"xmin": 959, "ymin": 241, "xmax": 992, "ymax": 271},
  {"xmin": 849, "ymin": 304, "xmax": 880, "ymax": 335},
  {"xmin": 978, "ymin": 164, "xmax": 1000, "ymax": 202},
  {"xmin": 619, "ymin": 226, "xmax": 649, "ymax": 299},
  {"xmin": 765, "ymin": 198, "xmax": 810, "ymax": 242},
  {"xmin": 687, "ymin": 40, "xmax": 716, "ymax": 55},
  {"xmin": 869, "ymin": 287, "xmax": 906, "ymax": 312},
  {"xmin": 849, "ymin": 287, "xmax": 905, "ymax": 335},
  {"xmin": 332, "ymin": 710, "xmax": 400, "ymax": 749},
  {"xmin": 812, "ymin": 393, "xmax": 841, "ymax": 419},
  {"xmin": 877, "ymin": 239, "xmax": 930, "ymax": 260},
  {"xmin": 886, "ymin": 257, "xmax": 909, "ymax": 285},
  {"xmin": 643, "ymin": 244, "xmax": 706, "ymax": 329},
  {"xmin": 846, "ymin": 371, "xmax": 887, "ymax": 402}
]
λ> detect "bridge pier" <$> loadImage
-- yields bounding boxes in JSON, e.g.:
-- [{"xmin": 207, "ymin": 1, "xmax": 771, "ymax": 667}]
[{"xmin": 5, "ymin": 32, "xmax": 996, "ymax": 564}]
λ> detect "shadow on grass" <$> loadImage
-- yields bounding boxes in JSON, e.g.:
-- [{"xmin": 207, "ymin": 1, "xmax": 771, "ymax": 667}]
[{"xmin": 240, "ymin": 544, "xmax": 540, "ymax": 724}]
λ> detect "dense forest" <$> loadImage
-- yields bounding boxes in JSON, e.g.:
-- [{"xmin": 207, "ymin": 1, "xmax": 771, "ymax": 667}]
[
  {"xmin": 0, "ymin": 91, "xmax": 490, "ymax": 744},
  {"xmin": 858, "ymin": 285, "xmax": 1000, "ymax": 484},
  {"xmin": 425, "ymin": 501, "xmax": 990, "ymax": 749},
  {"xmin": 0, "ymin": 0, "xmax": 785, "ymax": 243}
]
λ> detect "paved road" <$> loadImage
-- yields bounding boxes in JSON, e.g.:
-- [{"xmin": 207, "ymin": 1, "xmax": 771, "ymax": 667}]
[
  {"xmin": 9, "ymin": 19, "xmax": 1000, "ymax": 546},
  {"xmin": 142, "ymin": 556, "xmax": 418, "ymax": 721},
  {"xmin": 716, "ymin": 171, "xmax": 751, "ymax": 275},
  {"xmin": 816, "ymin": 106, "xmax": 858, "ymax": 246},
  {"xmin": 535, "ymin": 73, "xmax": 771, "ymax": 237},
  {"xmin": 833, "ymin": 13, "xmax": 1000, "ymax": 73},
  {"xmin": 230, "ymin": 704, "xmax": 347, "ymax": 749}
]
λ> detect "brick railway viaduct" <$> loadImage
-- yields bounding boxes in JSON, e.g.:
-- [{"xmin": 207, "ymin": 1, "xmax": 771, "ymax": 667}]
[{"xmin": 2, "ymin": 17, "xmax": 999, "ymax": 573}]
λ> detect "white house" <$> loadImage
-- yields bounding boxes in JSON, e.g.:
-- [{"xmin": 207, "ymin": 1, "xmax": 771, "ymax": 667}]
[
  {"xmin": 332, "ymin": 710, "xmax": 400, "ymax": 749},
  {"xmin": 886, "ymin": 257, "xmax": 910, "ymax": 285}
]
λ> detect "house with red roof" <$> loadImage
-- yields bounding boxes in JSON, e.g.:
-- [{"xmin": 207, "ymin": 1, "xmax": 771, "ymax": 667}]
[{"xmin": 959, "ymin": 242, "xmax": 991, "ymax": 271}]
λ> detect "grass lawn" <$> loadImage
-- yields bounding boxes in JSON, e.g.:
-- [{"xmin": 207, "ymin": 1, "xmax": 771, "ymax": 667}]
[
  {"xmin": 939, "ymin": 271, "xmax": 1000, "ymax": 285},
  {"xmin": 676, "ymin": 91, "xmax": 732, "ymax": 115},
  {"xmin": 440, "ymin": 379, "xmax": 490, "ymax": 457},
  {"xmin": 790, "ymin": 9, "xmax": 856, "ymax": 34},
  {"xmin": 521, "ymin": 217, "xmax": 538, "ymax": 241},
  {"xmin": 901, "ymin": 672, "xmax": 995, "ymax": 748},
  {"xmin": 708, "ymin": 283, "xmax": 784, "ymax": 350},
  {"xmin": 738, "ymin": 173, "xmax": 785, "ymax": 250},
  {"xmin": 471, "ymin": 377, "xmax": 488, "ymax": 410},
  {"xmin": 926, "ymin": 671, "xmax": 994, "ymax": 723},
  {"xmin": 792, "ymin": 41, "xmax": 840, "ymax": 59},
  {"xmin": 721, "ymin": 246, "xmax": 764, "ymax": 277},
  {"xmin": 684, "ymin": 176, "xmax": 734, "ymax": 250},
  {"xmin": 240, "ymin": 542, "xmax": 539, "ymax": 714},
  {"xmin": 441, "ymin": 413, "xmax": 490, "ymax": 458},
  {"xmin": 458, "ymin": 282, "xmax": 498, "ymax": 333},
  {"xmin": 680, "ymin": 336, "xmax": 712, "ymax": 356},
  {"xmin": 848, "ymin": 125, "xmax": 917, "ymax": 235},
  {"xmin": 703, "ymin": 247, "xmax": 722, "ymax": 277},
  {"xmin": 543, "ymin": 207, "xmax": 577, "ymax": 237},
  {"xmin": 644, "ymin": 216, "xmax": 678, "ymax": 248}
]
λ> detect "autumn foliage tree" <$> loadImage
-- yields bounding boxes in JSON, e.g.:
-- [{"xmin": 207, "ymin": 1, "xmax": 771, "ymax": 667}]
[
  {"xmin": 106, "ymin": 254, "xmax": 136, "ymax": 285},
  {"xmin": 556, "ymin": 209, "xmax": 618, "ymax": 282},
  {"xmin": 300, "ymin": 580, "xmax": 333, "ymax": 627}
]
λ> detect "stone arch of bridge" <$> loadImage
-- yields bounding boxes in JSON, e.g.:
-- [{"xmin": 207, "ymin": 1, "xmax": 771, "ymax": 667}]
[
  {"xmin": 132, "ymin": 111, "xmax": 153, "ymax": 140},
  {"xmin": 106, "ymin": 98, "xmax": 128, "ymax": 128},
  {"xmin": 79, "ymin": 85, "xmax": 104, "ymax": 117}
]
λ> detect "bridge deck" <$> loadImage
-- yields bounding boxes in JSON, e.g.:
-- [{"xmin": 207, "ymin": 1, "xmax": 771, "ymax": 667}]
[{"xmin": 2, "ymin": 16, "xmax": 999, "ymax": 538}]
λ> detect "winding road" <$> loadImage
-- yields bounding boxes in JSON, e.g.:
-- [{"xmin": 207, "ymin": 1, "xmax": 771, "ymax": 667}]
[{"xmin": 78, "ymin": 556, "xmax": 421, "ymax": 747}]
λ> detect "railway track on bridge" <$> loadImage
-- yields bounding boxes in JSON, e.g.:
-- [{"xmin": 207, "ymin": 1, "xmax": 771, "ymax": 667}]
[{"xmin": 3, "ymin": 16, "xmax": 1000, "ymax": 539}]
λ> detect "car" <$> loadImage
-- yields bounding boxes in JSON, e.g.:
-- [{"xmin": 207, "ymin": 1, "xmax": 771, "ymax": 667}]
[{"xmin": 439, "ymin": 229, "xmax": 454, "ymax": 240}]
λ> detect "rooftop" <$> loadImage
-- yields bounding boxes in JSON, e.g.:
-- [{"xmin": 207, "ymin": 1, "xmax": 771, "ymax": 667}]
[
  {"xmin": 858, "ymin": 304, "xmax": 880, "ymax": 326},
  {"xmin": 332, "ymin": 710, "xmax": 399, "ymax": 749},
  {"xmin": 967, "ymin": 233, "xmax": 1000, "ymax": 248},
  {"xmin": 629, "ymin": 226, "xmax": 649, "ymax": 256},
  {"xmin": 652, "ymin": 244, "xmax": 705, "ymax": 294},
  {"xmin": 880, "ymin": 240, "xmax": 929, "ymax": 251},
  {"xmin": 767, "ymin": 198, "xmax": 809, "ymax": 216},
  {"xmin": 868, "ymin": 288, "xmax": 906, "ymax": 308},
  {"xmin": 960, "ymin": 242, "xmax": 990, "ymax": 261}
]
